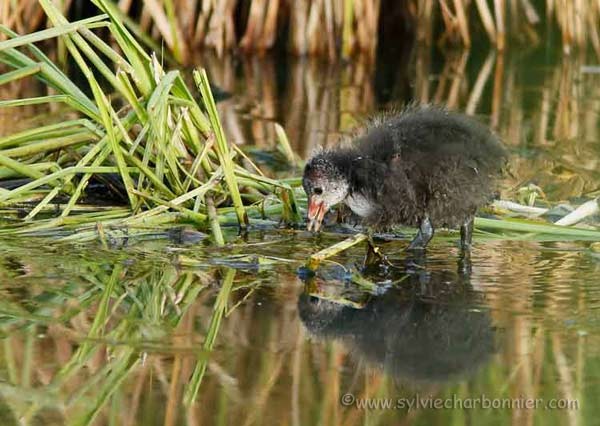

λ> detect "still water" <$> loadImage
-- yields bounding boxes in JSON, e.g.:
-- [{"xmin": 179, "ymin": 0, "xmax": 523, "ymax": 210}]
[{"xmin": 2, "ymin": 42, "xmax": 600, "ymax": 425}]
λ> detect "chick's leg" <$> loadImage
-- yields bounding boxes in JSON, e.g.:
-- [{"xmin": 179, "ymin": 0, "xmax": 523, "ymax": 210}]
[
  {"xmin": 460, "ymin": 215, "xmax": 474, "ymax": 250},
  {"xmin": 407, "ymin": 215, "xmax": 434, "ymax": 250},
  {"xmin": 458, "ymin": 215, "xmax": 474, "ymax": 274}
]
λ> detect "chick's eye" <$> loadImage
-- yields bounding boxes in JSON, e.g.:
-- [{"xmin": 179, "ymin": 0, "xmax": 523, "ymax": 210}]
[{"xmin": 313, "ymin": 187, "xmax": 323, "ymax": 195}]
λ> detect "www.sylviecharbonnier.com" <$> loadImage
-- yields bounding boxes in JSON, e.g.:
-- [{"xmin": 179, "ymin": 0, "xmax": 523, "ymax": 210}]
[{"xmin": 340, "ymin": 393, "xmax": 579, "ymax": 411}]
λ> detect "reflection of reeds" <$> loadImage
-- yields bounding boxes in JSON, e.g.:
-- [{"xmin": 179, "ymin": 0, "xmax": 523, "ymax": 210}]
[
  {"xmin": 410, "ymin": 43, "xmax": 600, "ymax": 202},
  {"xmin": 198, "ymin": 51, "xmax": 376, "ymax": 161},
  {"xmin": 3, "ymin": 1, "xmax": 599, "ymax": 61},
  {"xmin": 193, "ymin": 41, "xmax": 600, "ymax": 205},
  {"xmin": 480, "ymin": 240, "xmax": 586, "ymax": 426},
  {"xmin": 0, "ymin": 239, "xmax": 592, "ymax": 425},
  {"xmin": 162, "ymin": 42, "xmax": 600, "ymax": 204}
]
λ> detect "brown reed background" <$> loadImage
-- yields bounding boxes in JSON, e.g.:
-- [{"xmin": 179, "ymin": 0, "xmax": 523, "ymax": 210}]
[{"xmin": 1, "ymin": 0, "xmax": 599, "ymax": 63}]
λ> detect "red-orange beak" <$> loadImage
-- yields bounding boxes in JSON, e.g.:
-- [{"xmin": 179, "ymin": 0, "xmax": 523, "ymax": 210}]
[{"xmin": 307, "ymin": 197, "xmax": 328, "ymax": 232}]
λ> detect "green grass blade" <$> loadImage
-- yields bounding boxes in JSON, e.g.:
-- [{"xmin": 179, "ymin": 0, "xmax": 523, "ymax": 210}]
[
  {"xmin": 0, "ymin": 95, "xmax": 70, "ymax": 108},
  {"xmin": 194, "ymin": 69, "xmax": 248, "ymax": 228},
  {"xmin": 0, "ymin": 16, "xmax": 108, "ymax": 51},
  {"xmin": 184, "ymin": 268, "xmax": 236, "ymax": 404},
  {"xmin": 90, "ymin": 0, "xmax": 153, "ymax": 95},
  {"xmin": 475, "ymin": 217, "xmax": 600, "ymax": 239},
  {"xmin": 0, "ymin": 64, "xmax": 41, "ymax": 86}
]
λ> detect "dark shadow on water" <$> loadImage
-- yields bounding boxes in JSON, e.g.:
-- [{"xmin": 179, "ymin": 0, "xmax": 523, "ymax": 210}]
[{"xmin": 298, "ymin": 259, "xmax": 494, "ymax": 385}]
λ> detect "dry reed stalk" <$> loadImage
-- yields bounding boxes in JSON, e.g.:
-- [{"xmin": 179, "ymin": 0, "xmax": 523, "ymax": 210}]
[
  {"xmin": 588, "ymin": 1, "xmax": 600, "ymax": 58},
  {"xmin": 192, "ymin": 0, "xmax": 211, "ymax": 44},
  {"xmin": 416, "ymin": 0, "xmax": 435, "ymax": 44},
  {"xmin": 204, "ymin": 0, "xmax": 238, "ymax": 57},
  {"xmin": 260, "ymin": 0, "xmax": 280, "ymax": 50},
  {"xmin": 341, "ymin": 374, "xmax": 385, "ymax": 426},
  {"xmin": 547, "ymin": 0, "xmax": 555, "ymax": 18},
  {"xmin": 521, "ymin": 0, "xmax": 540, "ymax": 24},
  {"xmin": 141, "ymin": 0, "xmax": 189, "ymax": 62},
  {"xmin": 557, "ymin": 0, "xmax": 572, "ymax": 53},
  {"xmin": 309, "ymin": 61, "xmax": 332, "ymax": 147},
  {"xmin": 125, "ymin": 367, "xmax": 148, "ymax": 425},
  {"xmin": 465, "ymin": 51, "xmax": 495, "ymax": 114},
  {"xmin": 433, "ymin": 56, "xmax": 452, "ymax": 104},
  {"xmin": 339, "ymin": 60, "xmax": 375, "ymax": 131},
  {"xmin": 574, "ymin": 0, "xmax": 585, "ymax": 47},
  {"xmin": 222, "ymin": 0, "xmax": 239, "ymax": 54},
  {"xmin": 536, "ymin": 85, "xmax": 551, "ymax": 145},
  {"xmin": 118, "ymin": 0, "xmax": 134, "ymax": 14},
  {"xmin": 512, "ymin": 318, "xmax": 535, "ymax": 425},
  {"xmin": 494, "ymin": 0, "xmax": 506, "ymax": 51},
  {"xmin": 286, "ymin": 0, "xmax": 350, "ymax": 60},
  {"xmin": 446, "ymin": 49, "xmax": 469, "ymax": 108},
  {"xmin": 239, "ymin": 56, "xmax": 277, "ymax": 148},
  {"xmin": 290, "ymin": 0, "xmax": 309, "ymax": 56},
  {"xmin": 239, "ymin": 0, "xmax": 267, "ymax": 52},
  {"xmin": 565, "ymin": 0, "xmax": 576, "ymax": 51},
  {"xmin": 553, "ymin": 59, "xmax": 579, "ymax": 140},
  {"xmin": 319, "ymin": 89, "xmax": 334, "ymax": 147},
  {"xmin": 509, "ymin": 0, "xmax": 518, "ymax": 28},
  {"xmin": 323, "ymin": 0, "xmax": 337, "ymax": 60},
  {"xmin": 490, "ymin": 52, "xmax": 504, "ymax": 129},
  {"xmin": 0, "ymin": 1, "xmax": 7, "ymax": 41},
  {"xmin": 438, "ymin": 0, "xmax": 458, "ymax": 44},
  {"xmin": 341, "ymin": 0, "xmax": 354, "ymax": 59},
  {"xmin": 414, "ymin": 44, "xmax": 432, "ymax": 104},
  {"xmin": 475, "ymin": 0, "xmax": 497, "ymax": 44},
  {"xmin": 306, "ymin": 0, "xmax": 325, "ymax": 55},
  {"xmin": 367, "ymin": 0, "xmax": 381, "ymax": 55},
  {"xmin": 281, "ymin": 58, "xmax": 306, "ymax": 155},
  {"xmin": 552, "ymin": 334, "xmax": 579, "ymax": 426},
  {"xmin": 505, "ymin": 70, "xmax": 524, "ymax": 150},
  {"xmin": 352, "ymin": 0, "xmax": 369, "ymax": 53},
  {"xmin": 139, "ymin": 4, "xmax": 154, "ymax": 34},
  {"xmin": 8, "ymin": 0, "xmax": 26, "ymax": 34},
  {"xmin": 3, "ymin": 0, "xmax": 46, "ymax": 39},
  {"xmin": 453, "ymin": 0, "xmax": 471, "ymax": 47},
  {"xmin": 177, "ymin": 0, "xmax": 198, "ymax": 42}
]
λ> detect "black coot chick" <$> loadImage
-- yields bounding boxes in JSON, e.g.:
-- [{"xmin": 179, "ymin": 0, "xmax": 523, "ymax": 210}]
[{"xmin": 302, "ymin": 105, "xmax": 507, "ymax": 250}]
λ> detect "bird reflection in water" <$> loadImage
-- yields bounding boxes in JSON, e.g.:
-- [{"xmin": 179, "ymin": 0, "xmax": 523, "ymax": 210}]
[{"xmin": 298, "ymin": 256, "xmax": 494, "ymax": 384}]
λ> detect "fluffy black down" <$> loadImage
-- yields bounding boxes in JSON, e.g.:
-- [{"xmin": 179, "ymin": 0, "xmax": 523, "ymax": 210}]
[{"xmin": 319, "ymin": 105, "xmax": 507, "ymax": 229}]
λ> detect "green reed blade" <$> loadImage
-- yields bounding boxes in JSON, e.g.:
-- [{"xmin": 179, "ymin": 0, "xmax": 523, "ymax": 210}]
[
  {"xmin": 0, "ymin": 64, "xmax": 41, "ymax": 86},
  {"xmin": 184, "ymin": 268, "xmax": 236, "ymax": 405},
  {"xmin": 194, "ymin": 69, "xmax": 248, "ymax": 228},
  {"xmin": 0, "ymin": 16, "xmax": 108, "ymax": 51}
]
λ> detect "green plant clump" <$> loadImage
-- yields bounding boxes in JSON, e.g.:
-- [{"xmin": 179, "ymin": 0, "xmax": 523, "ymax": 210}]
[{"xmin": 0, "ymin": 0, "xmax": 301, "ymax": 244}]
